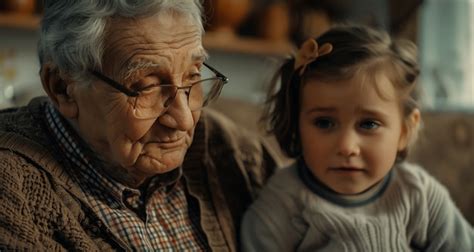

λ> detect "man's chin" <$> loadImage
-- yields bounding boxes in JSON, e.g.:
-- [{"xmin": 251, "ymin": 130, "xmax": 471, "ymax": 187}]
[{"xmin": 134, "ymin": 150, "xmax": 185, "ymax": 175}]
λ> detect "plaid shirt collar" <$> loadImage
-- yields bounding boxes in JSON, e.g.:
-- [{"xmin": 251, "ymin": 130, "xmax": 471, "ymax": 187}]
[{"xmin": 44, "ymin": 103, "xmax": 182, "ymax": 209}]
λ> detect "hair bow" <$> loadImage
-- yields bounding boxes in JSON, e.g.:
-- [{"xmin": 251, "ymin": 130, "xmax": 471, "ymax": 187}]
[{"xmin": 294, "ymin": 38, "xmax": 333, "ymax": 76}]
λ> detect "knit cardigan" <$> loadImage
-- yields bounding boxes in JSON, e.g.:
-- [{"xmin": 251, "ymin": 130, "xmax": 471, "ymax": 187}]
[{"xmin": 0, "ymin": 97, "xmax": 277, "ymax": 252}]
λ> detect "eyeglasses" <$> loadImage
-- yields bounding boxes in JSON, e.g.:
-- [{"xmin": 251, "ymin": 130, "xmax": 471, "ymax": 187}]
[{"xmin": 90, "ymin": 62, "xmax": 229, "ymax": 119}]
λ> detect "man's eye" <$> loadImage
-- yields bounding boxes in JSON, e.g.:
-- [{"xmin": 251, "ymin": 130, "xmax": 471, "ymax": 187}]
[
  {"xmin": 359, "ymin": 120, "xmax": 380, "ymax": 130},
  {"xmin": 136, "ymin": 84, "xmax": 159, "ymax": 93},
  {"xmin": 130, "ymin": 78, "xmax": 161, "ymax": 92},
  {"xmin": 313, "ymin": 118, "xmax": 335, "ymax": 129},
  {"xmin": 189, "ymin": 73, "xmax": 201, "ymax": 82}
]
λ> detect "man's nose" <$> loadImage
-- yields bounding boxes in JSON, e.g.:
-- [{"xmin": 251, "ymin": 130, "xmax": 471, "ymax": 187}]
[
  {"xmin": 336, "ymin": 130, "xmax": 361, "ymax": 157},
  {"xmin": 157, "ymin": 91, "xmax": 194, "ymax": 131}
]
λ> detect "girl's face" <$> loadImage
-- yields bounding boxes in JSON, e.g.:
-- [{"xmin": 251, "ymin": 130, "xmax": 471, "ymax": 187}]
[{"xmin": 298, "ymin": 74, "xmax": 410, "ymax": 195}]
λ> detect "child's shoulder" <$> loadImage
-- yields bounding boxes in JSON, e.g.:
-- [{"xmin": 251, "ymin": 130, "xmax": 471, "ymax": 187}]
[
  {"xmin": 258, "ymin": 161, "xmax": 309, "ymax": 200},
  {"xmin": 396, "ymin": 162, "xmax": 438, "ymax": 185},
  {"xmin": 247, "ymin": 162, "xmax": 310, "ymax": 219},
  {"xmin": 393, "ymin": 162, "xmax": 450, "ymax": 199},
  {"xmin": 268, "ymin": 162, "xmax": 304, "ymax": 187}
]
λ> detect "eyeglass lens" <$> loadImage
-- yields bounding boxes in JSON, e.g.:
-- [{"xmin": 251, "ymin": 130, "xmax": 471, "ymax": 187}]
[{"xmin": 132, "ymin": 66, "xmax": 223, "ymax": 119}]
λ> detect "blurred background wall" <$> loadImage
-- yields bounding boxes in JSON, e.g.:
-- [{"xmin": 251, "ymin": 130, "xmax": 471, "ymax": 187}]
[{"xmin": 0, "ymin": 0, "xmax": 472, "ymax": 109}]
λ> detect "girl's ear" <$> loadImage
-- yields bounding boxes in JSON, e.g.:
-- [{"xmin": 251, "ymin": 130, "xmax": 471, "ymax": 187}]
[
  {"xmin": 41, "ymin": 64, "xmax": 78, "ymax": 119},
  {"xmin": 398, "ymin": 108, "xmax": 421, "ymax": 150}
]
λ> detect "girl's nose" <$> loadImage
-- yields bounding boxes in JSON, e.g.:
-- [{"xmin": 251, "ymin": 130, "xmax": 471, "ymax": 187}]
[{"xmin": 336, "ymin": 130, "xmax": 361, "ymax": 157}]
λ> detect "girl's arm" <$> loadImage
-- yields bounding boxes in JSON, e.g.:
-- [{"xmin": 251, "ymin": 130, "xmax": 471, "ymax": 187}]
[
  {"xmin": 421, "ymin": 172, "xmax": 474, "ymax": 251},
  {"xmin": 241, "ymin": 206, "xmax": 288, "ymax": 252},
  {"xmin": 240, "ymin": 169, "xmax": 306, "ymax": 252}
]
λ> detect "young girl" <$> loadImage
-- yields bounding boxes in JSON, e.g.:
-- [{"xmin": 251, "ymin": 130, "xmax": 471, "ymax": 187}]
[{"xmin": 241, "ymin": 25, "xmax": 473, "ymax": 251}]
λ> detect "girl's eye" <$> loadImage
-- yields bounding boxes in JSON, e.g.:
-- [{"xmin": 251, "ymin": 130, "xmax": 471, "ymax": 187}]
[
  {"xmin": 313, "ymin": 118, "xmax": 336, "ymax": 129},
  {"xmin": 359, "ymin": 120, "xmax": 380, "ymax": 130}
]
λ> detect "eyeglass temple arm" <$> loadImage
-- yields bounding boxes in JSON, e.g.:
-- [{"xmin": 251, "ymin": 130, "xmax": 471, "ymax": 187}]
[
  {"xmin": 203, "ymin": 62, "xmax": 229, "ymax": 84},
  {"xmin": 90, "ymin": 70, "xmax": 140, "ymax": 97},
  {"xmin": 91, "ymin": 63, "xmax": 228, "ymax": 97}
]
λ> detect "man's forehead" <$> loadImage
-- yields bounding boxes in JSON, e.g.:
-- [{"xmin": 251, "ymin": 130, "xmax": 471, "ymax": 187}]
[
  {"xmin": 125, "ymin": 47, "xmax": 208, "ymax": 68},
  {"xmin": 108, "ymin": 14, "xmax": 201, "ymax": 40},
  {"xmin": 120, "ymin": 48, "xmax": 208, "ymax": 80},
  {"xmin": 104, "ymin": 13, "xmax": 205, "ymax": 70},
  {"xmin": 191, "ymin": 48, "xmax": 209, "ymax": 61}
]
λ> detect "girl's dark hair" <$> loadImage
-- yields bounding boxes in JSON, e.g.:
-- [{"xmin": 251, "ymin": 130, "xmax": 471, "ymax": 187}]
[{"xmin": 262, "ymin": 24, "xmax": 420, "ymax": 159}]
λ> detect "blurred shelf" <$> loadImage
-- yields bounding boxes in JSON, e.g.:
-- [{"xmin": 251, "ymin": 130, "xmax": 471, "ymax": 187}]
[
  {"xmin": 0, "ymin": 13, "xmax": 40, "ymax": 30},
  {"xmin": 0, "ymin": 14, "xmax": 294, "ymax": 56},
  {"xmin": 203, "ymin": 31, "xmax": 295, "ymax": 57}
]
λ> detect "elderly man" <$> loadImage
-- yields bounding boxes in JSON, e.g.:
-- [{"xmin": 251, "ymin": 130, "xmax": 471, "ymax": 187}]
[{"xmin": 0, "ymin": 1, "xmax": 277, "ymax": 251}]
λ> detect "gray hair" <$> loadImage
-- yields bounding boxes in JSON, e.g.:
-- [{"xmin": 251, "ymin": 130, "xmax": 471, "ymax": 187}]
[{"xmin": 38, "ymin": 0, "xmax": 204, "ymax": 81}]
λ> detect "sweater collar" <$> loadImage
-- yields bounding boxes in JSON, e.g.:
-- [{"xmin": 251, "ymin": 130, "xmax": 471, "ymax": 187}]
[{"xmin": 297, "ymin": 157, "xmax": 392, "ymax": 207}]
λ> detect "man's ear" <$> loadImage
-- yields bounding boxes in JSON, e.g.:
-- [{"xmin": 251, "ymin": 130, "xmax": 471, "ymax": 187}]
[
  {"xmin": 398, "ymin": 108, "xmax": 421, "ymax": 150},
  {"xmin": 41, "ymin": 64, "xmax": 78, "ymax": 119}
]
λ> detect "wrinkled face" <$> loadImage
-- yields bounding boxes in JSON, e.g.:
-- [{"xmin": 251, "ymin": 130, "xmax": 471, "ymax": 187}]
[
  {"xmin": 299, "ymin": 75, "xmax": 409, "ymax": 195},
  {"xmin": 69, "ymin": 12, "xmax": 205, "ymax": 186}
]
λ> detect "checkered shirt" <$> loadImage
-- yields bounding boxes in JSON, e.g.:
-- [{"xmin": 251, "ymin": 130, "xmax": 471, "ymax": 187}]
[{"xmin": 45, "ymin": 103, "xmax": 208, "ymax": 251}]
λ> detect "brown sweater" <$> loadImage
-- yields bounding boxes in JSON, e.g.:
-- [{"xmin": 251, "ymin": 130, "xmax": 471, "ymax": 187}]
[{"xmin": 0, "ymin": 97, "xmax": 277, "ymax": 251}]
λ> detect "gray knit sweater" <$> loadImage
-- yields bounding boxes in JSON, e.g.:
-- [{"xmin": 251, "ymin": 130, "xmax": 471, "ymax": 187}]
[
  {"xmin": 241, "ymin": 161, "xmax": 474, "ymax": 251},
  {"xmin": 0, "ymin": 97, "xmax": 277, "ymax": 251}
]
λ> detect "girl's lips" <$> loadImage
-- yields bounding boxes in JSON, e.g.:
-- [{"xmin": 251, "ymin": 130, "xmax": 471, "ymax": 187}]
[{"xmin": 330, "ymin": 167, "xmax": 365, "ymax": 172}]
